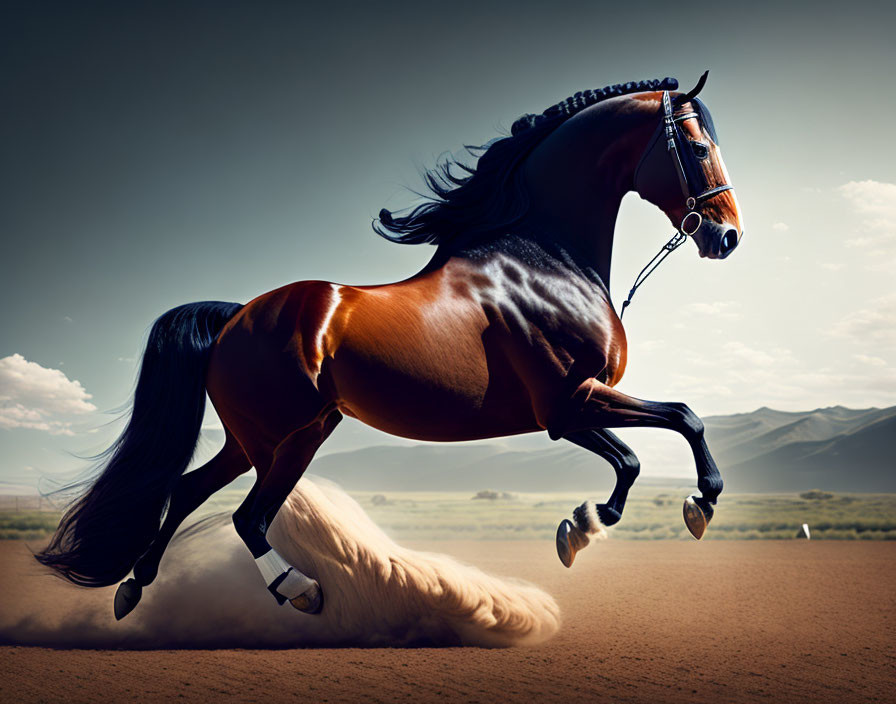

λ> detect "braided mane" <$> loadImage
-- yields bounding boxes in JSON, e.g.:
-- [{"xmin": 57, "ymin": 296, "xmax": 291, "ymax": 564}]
[
  {"xmin": 374, "ymin": 77, "xmax": 678, "ymax": 246},
  {"xmin": 511, "ymin": 77, "xmax": 678, "ymax": 135}
]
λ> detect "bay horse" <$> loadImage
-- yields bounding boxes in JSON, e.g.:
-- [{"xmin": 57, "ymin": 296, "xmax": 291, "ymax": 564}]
[{"xmin": 37, "ymin": 72, "xmax": 744, "ymax": 619}]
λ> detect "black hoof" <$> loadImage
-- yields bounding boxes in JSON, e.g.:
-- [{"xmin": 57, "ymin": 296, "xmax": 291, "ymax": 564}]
[
  {"xmin": 683, "ymin": 495, "xmax": 714, "ymax": 540},
  {"xmin": 556, "ymin": 519, "xmax": 589, "ymax": 568},
  {"xmin": 114, "ymin": 578, "xmax": 142, "ymax": 621},
  {"xmin": 289, "ymin": 582, "xmax": 324, "ymax": 614}
]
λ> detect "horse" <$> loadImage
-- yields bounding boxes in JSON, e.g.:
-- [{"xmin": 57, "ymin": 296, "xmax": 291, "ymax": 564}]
[{"xmin": 36, "ymin": 72, "xmax": 744, "ymax": 620}]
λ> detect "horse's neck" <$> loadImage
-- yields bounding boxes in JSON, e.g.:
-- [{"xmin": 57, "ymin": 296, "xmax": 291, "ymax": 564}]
[
  {"xmin": 426, "ymin": 103, "xmax": 642, "ymax": 291},
  {"xmin": 510, "ymin": 188, "xmax": 625, "ymax": 293},
  {"xmin": 574, "ymin": 195, "xmax": 623, "ymax": 288},
  {"xmin": 512, "ymin": 104, "xmax": 642, "ymax": 290}
]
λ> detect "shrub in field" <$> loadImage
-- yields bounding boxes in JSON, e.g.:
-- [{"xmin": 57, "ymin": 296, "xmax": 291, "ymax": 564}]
[
  {"xmin": 800, "ymin": 489, "xmax": 834, "ymax": 500},
  {"xmin": 471, "ymin": 490, "xmax": 515, "ymax": 501}
]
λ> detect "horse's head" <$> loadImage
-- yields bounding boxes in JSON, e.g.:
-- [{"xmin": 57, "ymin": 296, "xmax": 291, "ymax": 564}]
[
  {"xmin": 374, "ymin": 73, "xmax": 743, "ymax": 274},
  {"xmin": 633, "ymin": 72, "xmax": 743, "ymax": 259}
]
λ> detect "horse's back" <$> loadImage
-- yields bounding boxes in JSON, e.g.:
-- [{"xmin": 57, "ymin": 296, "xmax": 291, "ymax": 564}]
[
  {"xmin": 207, "ymin": 255, "xmax": 625, "ymax": 445},
  {"xmin": 325, "ymin": 268, "xmax": 542, "ymax": 440}
]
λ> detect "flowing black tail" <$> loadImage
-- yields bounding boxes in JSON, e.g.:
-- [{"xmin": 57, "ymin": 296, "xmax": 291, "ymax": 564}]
[{"xmin": 35, "ymin": 301, "xmax": 243, "ymax": 587}]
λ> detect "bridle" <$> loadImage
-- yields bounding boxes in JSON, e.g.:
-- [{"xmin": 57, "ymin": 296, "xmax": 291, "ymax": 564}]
[
  {"xmin": 654, "ymin": 89, "xmax": 734, "ymax": 237},
  {"xmin": 620, "ymin": 73, "xmax": 735, "ymax": 319}
]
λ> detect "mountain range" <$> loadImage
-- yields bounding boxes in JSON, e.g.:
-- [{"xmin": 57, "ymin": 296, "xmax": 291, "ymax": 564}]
[
  {"xmin": 300, "ymin": 405, "xmax": 896, "ymax": 493},
  {"xmin": 703, "ymin": 405, "xmax": 896, "ymax": 492},
  {"xmin": 3, "ymin": 405, "xmax": 893, "ymax": 496}
]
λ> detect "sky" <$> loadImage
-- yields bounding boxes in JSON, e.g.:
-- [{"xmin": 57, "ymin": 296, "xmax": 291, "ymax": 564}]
[{"xmin": 1, "ymin": 0, "xmax": 895, "ymax": 483}]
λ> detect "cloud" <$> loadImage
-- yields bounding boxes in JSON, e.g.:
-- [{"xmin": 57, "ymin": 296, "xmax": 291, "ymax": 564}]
[
  {"xmin": 683, "ymin": 301, "xmax": 742, "ymax": 319},
  {"xmin": 624, "ymin": 179, "xmax": 896, "ymax": 412},
  {"xmin": 839, "ymin": 180, "xmax": 896, "ymax": 221},
  {"xmin": 645, "ymin": 330, "xmax": 896, "ymax": 413},
  {"xmin": 853, "ymin": 354, "xmax": 887, "ymax": 367},
  {"xmin": 637, "ymin": 339, "xmax": 666, "ymax": 352},
  {"xmin": 662, "ymin": 362, "xmax": 855, "ymax": 412},
  {"xmin": 840, "ymin": 180, "xmax": 896, "ymax": 260},
  {"xmin": 720, "ymin": 341, "xmax": 784, "ymax": 368},
  {"xmin": 0, "ymin": 354, "xmax": 97, "ymax": 435},
  {"xmin": 829, "ymin": 293, "xmax": 896, "ymax": 345}
]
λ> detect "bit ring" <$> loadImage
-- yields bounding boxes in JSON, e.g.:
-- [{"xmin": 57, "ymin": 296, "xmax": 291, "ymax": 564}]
[{"xmin": 680, "ymin": 211, "xmax": 702, "ymax": 236}]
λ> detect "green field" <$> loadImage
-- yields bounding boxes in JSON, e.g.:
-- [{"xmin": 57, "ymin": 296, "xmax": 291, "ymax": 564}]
[
  {"xmin": 5, "ymin": 486, "xmax": 895, "ymax": 541},
  {"xmin": 0, "ymin": 510, "xmax": 62, "ymax": 540},
  {"xmin": 340, "ymin": 489, "xmax": 896, "ymax": 541}
]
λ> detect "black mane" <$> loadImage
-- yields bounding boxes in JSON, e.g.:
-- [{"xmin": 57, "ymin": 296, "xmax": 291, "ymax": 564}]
[{"xmin": 374, "ymin": 77, "xmax": 678, "ymax": 246}]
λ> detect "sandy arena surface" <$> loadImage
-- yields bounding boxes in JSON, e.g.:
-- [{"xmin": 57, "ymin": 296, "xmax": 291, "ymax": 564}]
[{"xmin": 1, "ymin": 539, "xmax": 893, "ymax": 703}]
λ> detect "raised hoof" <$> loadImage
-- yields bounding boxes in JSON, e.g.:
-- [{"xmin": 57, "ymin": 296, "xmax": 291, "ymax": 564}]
[
  {"xmin": 289, "ymin": 581, "xmax": 323, "ymax": 614},
  {"xmin": 556, "ymin": 519, "xmax": 590, "ymax": 568},
  {"xmin": 683, "ymin": 496, "xmax": 713, "ymax": 540},
  {"xmin": 113, "ymin": 578, "xmax": 143, "ymax": 621}
]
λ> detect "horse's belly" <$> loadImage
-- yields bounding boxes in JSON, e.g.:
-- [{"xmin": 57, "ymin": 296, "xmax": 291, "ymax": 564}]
[
  {"xmin": 337, "ymin": 395, "xmax": 539, "ymax": 442},
  {"xmin": 324, "ymin": 331, "xmax": 540, "ymax": 442}
]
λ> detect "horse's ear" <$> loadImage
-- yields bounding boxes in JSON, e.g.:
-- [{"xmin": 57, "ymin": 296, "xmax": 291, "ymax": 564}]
[{"xmin": 673, "ymin": 70, "xmax": 709, "ymax": 105}]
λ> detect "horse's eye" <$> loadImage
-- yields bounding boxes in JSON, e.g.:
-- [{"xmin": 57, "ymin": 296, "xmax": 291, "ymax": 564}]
[{"xmin": 691, "ymin": 141, "xmax": 709, "ymax": 159}]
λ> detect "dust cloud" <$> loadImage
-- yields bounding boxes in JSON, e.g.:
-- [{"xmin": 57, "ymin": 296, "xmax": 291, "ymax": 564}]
[{"xmin": 2, "ymin": 479, "xmax": 560, "ymax": 648}]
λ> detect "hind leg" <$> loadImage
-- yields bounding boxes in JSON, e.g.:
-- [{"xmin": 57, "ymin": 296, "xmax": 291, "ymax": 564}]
[
  {"xmin": 555, "ymin": 429, "xmax": 640, "ymax": 567},
  {"xmin": 114, "ymin": 433, "xmax": 252, "ymax": 619},
  {"xmin": 232, "ymin": 409, "xmax": 342, "ymax": 613},
  {"xmin": 133, "ymin": 432, "xmax": 251, "ymax": 587}
]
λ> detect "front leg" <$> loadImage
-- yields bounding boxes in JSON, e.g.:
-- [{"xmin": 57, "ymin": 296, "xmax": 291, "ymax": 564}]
[
  {"xmin": 548, "ymin": 379, "xmax": 722, "ymax": 541},
  {"xmin": 565, "ymin": 428, "xmax": 640, "ymax": 529},
  {"xmin": 554, "ymin": 429, "xmax": 639, "ymax": 568}
]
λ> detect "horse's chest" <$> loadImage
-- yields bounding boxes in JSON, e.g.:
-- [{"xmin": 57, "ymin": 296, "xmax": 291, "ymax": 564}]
[{"xmin": 485, "ymin": 267, "xmax": 623, "ymax": 375}]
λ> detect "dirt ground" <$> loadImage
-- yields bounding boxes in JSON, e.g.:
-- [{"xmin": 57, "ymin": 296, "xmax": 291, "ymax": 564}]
[{"xmin": 1, "ymin": 539, "xmax": 893, "ymax": 703}]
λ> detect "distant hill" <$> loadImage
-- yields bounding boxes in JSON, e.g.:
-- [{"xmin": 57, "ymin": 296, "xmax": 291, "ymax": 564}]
[
  {"xmin": 301, "ymin": 405, "xmax": 896, "ymax": 493},
  {"xmin": 7, "ymin": 406, "xmax": 894, "ymax": 495},
  {"xmin": 704, "ymin": 406, "xmax": 894, "ymax": 458},
  {"xmin": 306, "ymin": 442, "xmax": 619, "ymax": 493},
  {"xmin": 706, "ymin": 406, "xmax": 896, "ymax": 492}
]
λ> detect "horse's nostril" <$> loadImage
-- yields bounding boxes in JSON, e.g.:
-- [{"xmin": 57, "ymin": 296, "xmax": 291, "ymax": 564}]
[{"xmin": 720, "ymin": 229, "xmax": 738, "ymax": 255}]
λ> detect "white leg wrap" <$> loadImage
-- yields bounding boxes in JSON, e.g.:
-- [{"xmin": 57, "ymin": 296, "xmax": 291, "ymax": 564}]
[
  {"xmin": 577, "ymin": 500, "xmax": 606, "ymax": 536},
  {"xmin": 254, "ymin": 550, "xmax": 316, "ymax": 599},
  {"xmin": 277, "ymin": 568, "xmax": 317, "ymax": 600},
  {"xmin": 255, "ymin": 550, "xmax": 291, "ymax": 585}
]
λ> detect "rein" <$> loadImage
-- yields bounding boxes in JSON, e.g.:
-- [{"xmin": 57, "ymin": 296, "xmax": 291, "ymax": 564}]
[{"xmin": 619, "ymin": 230, "xmax": 687, "ymax": 319}]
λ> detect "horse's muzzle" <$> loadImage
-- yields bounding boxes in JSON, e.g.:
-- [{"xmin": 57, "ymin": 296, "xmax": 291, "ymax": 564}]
[
  {"xmin": 697, "ymin": 220, "xmax": 741, "ymax": 259},
  {"xmin": 718, "ymin": 227, "xmax": 739, "ymax": 258}
]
